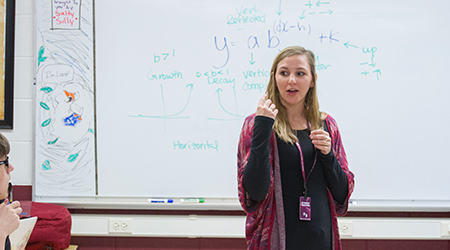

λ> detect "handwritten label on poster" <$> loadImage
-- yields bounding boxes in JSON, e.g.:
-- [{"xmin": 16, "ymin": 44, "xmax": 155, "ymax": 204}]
[{"xmin": 52, "ymin": 0, "xmax": 81, "ymax": 29}]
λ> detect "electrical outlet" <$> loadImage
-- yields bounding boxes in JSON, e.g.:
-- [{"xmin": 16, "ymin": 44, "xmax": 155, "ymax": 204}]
[
  {"xmin": 109, "ymin": 218, "xmax": 133, "ymax": 234},
  {"xmin": 441, "ymin": 222, "xmax": 450, "ymax": 237},
  {"xmin": 339, "ymin": 221, "xmax": 353, "ymax": 236}
]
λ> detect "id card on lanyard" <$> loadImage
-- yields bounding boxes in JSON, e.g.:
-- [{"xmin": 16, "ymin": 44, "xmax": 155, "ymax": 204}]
[{"xmin": 295, "ymin": 140, "xmax": 317, "ymax": 221}]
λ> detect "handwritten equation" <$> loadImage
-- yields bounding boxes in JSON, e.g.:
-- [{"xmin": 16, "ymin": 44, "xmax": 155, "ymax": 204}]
[{"xmin": 88, "ymin": 0, "xmax": 389, "ymax": 157}]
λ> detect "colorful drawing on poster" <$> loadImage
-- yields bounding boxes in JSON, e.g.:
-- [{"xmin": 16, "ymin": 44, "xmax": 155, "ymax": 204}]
[{"xmin": 35, "ymin": 0, "xmax": 95, "ymax": 196}]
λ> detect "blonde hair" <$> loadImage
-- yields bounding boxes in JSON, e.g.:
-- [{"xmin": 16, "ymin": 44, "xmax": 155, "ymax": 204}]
[{"xmin": 266, "ymin": 46, "xmax": 323, "ymax": 144}]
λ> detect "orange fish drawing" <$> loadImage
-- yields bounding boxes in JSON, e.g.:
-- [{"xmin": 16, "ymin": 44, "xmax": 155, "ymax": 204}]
[{"xmin": 64, "ymin": 90, "xmax": 75, "ymax": 102}]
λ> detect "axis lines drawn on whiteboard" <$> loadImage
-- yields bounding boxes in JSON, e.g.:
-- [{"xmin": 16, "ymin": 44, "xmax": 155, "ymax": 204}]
[
  {"xmin": 129, "ymin": 0, "xmax": 383, "ymax": 134},
  {"xmin": 35, "ymin": 0, "xmax": 95, "ymax": 196},
  {"xmin": 124, "ymin": 1, "xmax": 386, "ymax": 131},
  {"xmin": 128, "ymin": 83, "xmax": 193, "ymax": 132},
  {"xmin": 128, "ymin": 82, "xmax": 246, "ymax": 125},
  {"xmin": 133, "ymin": 52, "xmax": 249, "ymax": 125}
]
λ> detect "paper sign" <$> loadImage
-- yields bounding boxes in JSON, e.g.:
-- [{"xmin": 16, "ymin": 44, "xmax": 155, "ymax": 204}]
[{"xmin": 52, "ymin": 0, "xmax": 81, "ymax": 30}]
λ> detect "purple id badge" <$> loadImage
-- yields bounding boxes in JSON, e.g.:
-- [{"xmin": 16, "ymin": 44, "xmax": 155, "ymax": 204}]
[{"xmin": 300, "ymin": 196, "xmax": 311, "ymax": 221}]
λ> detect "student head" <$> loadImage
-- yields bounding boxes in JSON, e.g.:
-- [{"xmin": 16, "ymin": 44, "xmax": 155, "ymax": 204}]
[
  {"xmin": 266, "ymin": 46, "xmax": 322, "ymax": 143},
  {"xmin": 0, "ymin": 133, "xmax": 13, "ymax": 200}
]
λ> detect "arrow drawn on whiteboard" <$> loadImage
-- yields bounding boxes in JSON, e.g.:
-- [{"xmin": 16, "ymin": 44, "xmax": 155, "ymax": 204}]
[
  {"xmin": 299, "ymin": 10, "xmax": 306, "ymax": 20},
  {"xmin": 129, "ymin": 83, "xmax": 193, "ymax": 119},
  {"xmin": 344, "ymin": 41, "xmax": 358, "ymax": 49},
  {"xmin": 373, "ymin": 70, "xmax": 382, "ymax": 80},
  {"xmin": 276, "ymin": 0, "xmax": 282, "ymax": 16},
  {"xmin": 249, "ymin": 53, "xmax": 256, "ymax": 65},
  {"xmin": 316, "ymin": 0, "xmax": 330, "ymax": 7},
  {"xmin": 319, "ymin": 9, "xmax": 333, "ymax": 15}
]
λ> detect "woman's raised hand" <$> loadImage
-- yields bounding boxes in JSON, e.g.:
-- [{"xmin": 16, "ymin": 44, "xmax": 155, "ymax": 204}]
[{"xmin": 256, "ymin": 94, "xmax": 278, "ymax": 119}]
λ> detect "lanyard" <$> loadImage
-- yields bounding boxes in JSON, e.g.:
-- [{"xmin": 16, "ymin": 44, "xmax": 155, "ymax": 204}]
[{"xmin": 295, "ymin": 139, "xmax": 317, "ymax": 198}]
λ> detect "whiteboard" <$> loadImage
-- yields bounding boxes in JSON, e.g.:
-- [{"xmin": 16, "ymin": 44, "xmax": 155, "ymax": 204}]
[{"xmin": 36, "ymin": 0, "xmax": 450, "ymax": 209}]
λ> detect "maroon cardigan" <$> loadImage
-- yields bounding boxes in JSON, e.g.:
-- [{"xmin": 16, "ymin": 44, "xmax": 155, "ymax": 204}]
[{"xmin": 237, "ymin": 113, "xmax": 355, "ymax": 250}]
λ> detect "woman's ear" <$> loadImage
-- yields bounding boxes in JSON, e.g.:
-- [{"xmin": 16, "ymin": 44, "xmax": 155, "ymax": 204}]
[{"xmin": 311, "ymin": 73, "xmax": 318, "ymax": 88}]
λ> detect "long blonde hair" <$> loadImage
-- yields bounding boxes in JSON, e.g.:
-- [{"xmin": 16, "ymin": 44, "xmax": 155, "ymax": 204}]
[{"xmin": 266, "ymin": 46, "xmax": 323, "ymax": 144}]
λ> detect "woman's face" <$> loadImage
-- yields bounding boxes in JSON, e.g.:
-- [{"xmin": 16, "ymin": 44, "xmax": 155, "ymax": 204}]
[{"xmin": 275, "ymin": 54, "xmax": 314, "ymax": 111}]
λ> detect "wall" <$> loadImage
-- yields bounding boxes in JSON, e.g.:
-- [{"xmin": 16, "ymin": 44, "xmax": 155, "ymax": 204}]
[{"xmin": 2, "ymin": 0, "xmax": 35, "ymax": 186}]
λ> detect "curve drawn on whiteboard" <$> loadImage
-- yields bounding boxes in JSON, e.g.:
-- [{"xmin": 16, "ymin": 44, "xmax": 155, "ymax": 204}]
[
  {"xmin": 129, "ymin": 83, "xmax": 193, "ymax": 120},
  {"xmin": 207, "ymin": 88, "xmax": 246, "ymax": 121}
]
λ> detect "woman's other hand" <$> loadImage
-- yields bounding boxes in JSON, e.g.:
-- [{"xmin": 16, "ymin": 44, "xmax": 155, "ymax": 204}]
[{"xmin": 310, "ymin": 129, "xmax": 331, "ymax": 155}]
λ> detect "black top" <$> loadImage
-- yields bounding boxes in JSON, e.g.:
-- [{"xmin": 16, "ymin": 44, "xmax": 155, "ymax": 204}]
[{"xmin": 243, "ymin": 116, "xmax": 349, "ymax": 250}]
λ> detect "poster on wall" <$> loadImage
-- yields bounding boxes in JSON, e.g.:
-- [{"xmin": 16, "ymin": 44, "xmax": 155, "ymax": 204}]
[
  {"xmin": 0, "ymin": 0, "xmax": 14, "ymax": 129},
  {"xmin": 35, "ymin": 0, "xmax": 96, "ymax": 196}
]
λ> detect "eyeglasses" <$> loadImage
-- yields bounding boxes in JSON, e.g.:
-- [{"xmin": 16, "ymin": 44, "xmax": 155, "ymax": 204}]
[{"xmin": 0, "ymin": 156, "xmax": 9, "ymax": 168}]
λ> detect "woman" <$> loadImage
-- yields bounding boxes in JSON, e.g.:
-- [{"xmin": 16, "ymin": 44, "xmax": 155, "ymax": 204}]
[{"xmin": 237, "ymin": 46, "xmax": 354, "ymax": 249}]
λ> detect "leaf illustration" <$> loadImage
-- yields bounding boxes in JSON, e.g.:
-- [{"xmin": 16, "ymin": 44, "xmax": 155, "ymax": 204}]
[
  {"xmin": 42, "ymin": 160, "xmax": 51, "ymax": 170},
  {"xmin": 40, "ymin": 87, "xmax": 53, "ymax": 93},
  {"xmin": 38, "ymin": 46, "xmax": 47, "ymax": 66},
  {"xmin": 38, "ymin": 56, "xmax": 47, "ymax": 66},
  {"xmin": 41, "ymin": 118, "xmax": 51, "ymax": 127},
  {"xmin": 48, "ymin": 138, "xmax": 58, "ymax": 145},
  {"xmin": 40, "ymin": 102, "xmax": 50, "ymax": 110},
  {"xmin": 68, "ymin": 153, "xmax": 79, "ymax": 163},
  {"xmin": 38, "ymin": 46, "xmax": 45, "ymax": 58}
]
